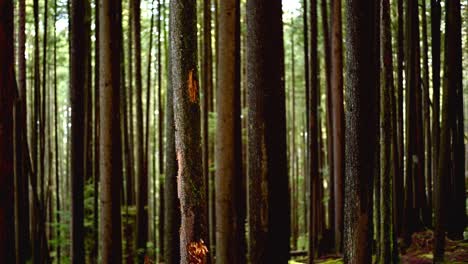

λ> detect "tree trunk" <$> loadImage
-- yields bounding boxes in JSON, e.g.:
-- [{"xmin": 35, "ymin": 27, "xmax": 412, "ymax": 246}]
[
  {"xmin": 379, "ymin": 0, "xmax": 396, "ymax": 262},
  {"xmin": 170, "ymin": 0, "xmax": 208, "ymax": 263},
  {"xmin": 308, "ymin": 0, "xmax": 319, "ymax": 262},
  {"xmin": 330, "ymin": 0, "xmax": 344, "ymax": 253},
  {"xmin": 247, "ymin": 1, "xmax": 289, "ymax": 263},
  {"xmin": 99, "ymin": 0, "xmax": 123, "ymax": 262},
  {"xmin": 164, "ymin": 8, "xmax": 180, "ymax": 263},
  {"xmin": 421, "ymin": 0, "xmax": 432, "ymax": 227},
  {"xmin": 343, "ymin": 0, "xmax": 377, "ymax": 263},
  {"xmin": 15, "ymin": 0, "xmax": 32, "ymax": 261},
  {"xmin": 0, "ymin": 0, "xmax": 16, "ymax": 261},
  {"xmin": 302, "ymin": 1, "xmax": 310, "ymax": 242},
  {"xmin": 445, "ymin": 0, "xmax": 465, "ymax": 241},
  {"xmin": 215, "ymin": 1, "xmax": 245, "ymax": 262},
  {"xmin": 132, "ymin": 0, "xmax": 148, "ymax": 260},
  {"xmin": 70, "ymin": 0, "xmax": 87, "ymax": 261},
  {"xmin": 430, "ymin": 0, "xmax": 441, "ymax": 240},
  {"xmin": 394, "ymin": 0, "xmax": 404, "ymax": 238}
]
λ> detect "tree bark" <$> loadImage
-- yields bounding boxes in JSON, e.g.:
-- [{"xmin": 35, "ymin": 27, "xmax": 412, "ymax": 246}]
[
  {"xmin": 247, "ymin": 1, "xmax": 289, "ymax": 263},
  {"xmin": 170, "ymin": 1, "xmax": 208, "ymax": 263},
  {"xmin": 308, "ymin": 0, "xmax": 319, "ymax": 262},
  {"xmin": 99, "ymin": 0, "xmax": 123, "ymax": 262},
  {"xmin": 343, "ymin": 0, "xmax": 377, "ymax": 263},
  {"xmin": 0, "ymin": 0, "xmax": 16, "ymax": 261},
  {"xmin": 330, "ymin": 0, "xmax": 344, "ymax": 253},
  {"xmin": 379, "ymin": 0, "xmax": 396, "ymax": 262},
  {"xmin": 70, "ymin": 0, "xmax": 87, "ymax": 261},
  {"xmin": 215, "ymin": 1, "xmax": 245, "ymax": 262}
]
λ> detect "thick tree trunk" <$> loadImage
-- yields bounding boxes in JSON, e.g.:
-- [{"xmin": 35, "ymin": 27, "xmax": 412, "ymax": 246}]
[
  {"xmin": 445, "ymin": 0, "xmax": 465, "ymax": 241},
  {"xmin": 170, "ymin": 1, "xmax": 208, "ymax": 263},
  {"xmin": 15, "ymin": 0, "xmax": 32, "ymax": 261},
  {"xmin": 247, "ymin": 1, "xmax": 289, "ymax": 263},
  {"xmin": 215, "ymin": 1, "xmax": 245, "ymax": 262},
  {"xmin": 70, "ymin": 0, "xmax": 87, "ymax": 261},
  {"xmin": 330, "ymin": 0, "xmax": 344, "ymax": 253},
  {"xmin": 0, "ymin": 0, "xmax": 16, "ymax": 261},
  {"xmin": 99, "ymin": 0, "xmax": 123, "ymax": 262},
  {"xmin": 343, "ymin": 0, "xmax": 377, "ymax": 263}
]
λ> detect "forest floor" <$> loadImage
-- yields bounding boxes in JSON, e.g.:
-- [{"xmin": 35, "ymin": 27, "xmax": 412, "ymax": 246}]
[{"xmin": 289, "ymin": 231, "xmax": 468, "ymax": 264}]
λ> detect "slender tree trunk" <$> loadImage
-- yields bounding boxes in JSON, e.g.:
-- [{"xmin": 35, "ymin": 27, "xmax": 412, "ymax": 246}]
[
  {"xmin": 70, "ymin": 0, "xmax": 87, "ymax": 261},
  {"xmin": 132, "ymin": 0, "xmax": 148, "ymax": 260},
  {"xmin": 302, "ymin": 0, "xmax": 310, "ymax": 242},
  {"xmin": 379, "ymin": 0, "xmax": 396, "ymax": 262},
  {"xmin": 99, "ymin": 0, "xmax": 123, "ymax": 262},
  {"xmin": 0, "ymin": 0, "xmax": 16, "ymax": 261},
  {"xmin": 164, "ymin": 6, "xmax": 180, "ymax": 262},
  {"xmin": 330, "ymin": 0, "xmax": 344, "ymax": 253},
  {"xmin": 170, "ymin": 1, "xmax": 208, "ymax": 263},
  {"xmin": 421, "ymin": 0, "xmax": 432, "ymax": 227},
  {"xmin": 247, "ymin": 1, "xmax": 289, "ymax": 263},
  {"xmin": 430, "ymin": 0, "xmax": 441, "ymax": 239},
  {"xmin": 53, "ymin": 0, "xmax": 61, "ymax": 261},
  {"xmin": 308, "ymin": 0, "xmax": 319, "ymax": 262},
  {"xmin": 215, "ymin": 1, "xmax": 245, "ymax": 262},
  {"xmin": 343, "ymin": 0, "xmax": 377, "ymax": 263},
  {"xmin": 157, "ymin": 2, "xmax": 166, "ymax": 261},
  {"xmin": 394, "ymin": 0, "xmax": 404, "ymax": 238},
  {"xmin": 290, "ymin": 22, "xmax": 298, "ymax": 251}
]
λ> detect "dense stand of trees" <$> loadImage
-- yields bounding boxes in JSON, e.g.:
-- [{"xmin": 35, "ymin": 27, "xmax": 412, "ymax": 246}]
[{"xmin": 0, "ymin": 0, "xmax": 466, "ymax": 263}]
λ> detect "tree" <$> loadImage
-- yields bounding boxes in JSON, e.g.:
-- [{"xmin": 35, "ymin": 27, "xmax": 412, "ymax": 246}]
[
  {"xmin": 246, "ymin": 0, "xmax": 289, "ymax": 263},
  {"xmin": 379, "ymin": 0, "xmax": 396, "ymax": 262},
  {"xmin": 0, "ymin": 0, "xmax": 16, "ymax": 261},
  {"xmin": 308, "ymin": 0, "xmax": 319, "ymax": 262},
  {"xmin": 70, "ymin": 0, "xmax": 88, "ymax": 261},
  {"xmin": 215, "ymin": 0, "xmax": 245, "ymax": 262},
  {"xmin": 343, "ymin": 0, "xmax": 377, "ymax": 263},
  {"xmin": 132, "ymin": 0, "xmax": 148, "ymax": 260},
  {"xmin": 99, "ymin": 0, "xmax": 123, "ymax": 262},
  {"xmin": 330, "ymin": 0, "xmax": 344, "ymax": 253},
  {"xmin": 170, "ymin": 0, "xmax": 208, "ymax": 263},
  {"xmin": 15, "ymin": 0, "xmax": 32, "ymax": 261},
  {"xmin": 164, "ymin": 11, "xmax": 180, "ymax": 262},
  {"xmin": 445, "ymin": 0, "xmax": 465, "ymax": 242}
]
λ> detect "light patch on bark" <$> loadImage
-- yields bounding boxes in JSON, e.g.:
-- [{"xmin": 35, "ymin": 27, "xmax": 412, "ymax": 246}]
[
  {"xmin": 187, "ymin": 69, "xmax": 198, "ymax": 103},
  {"xmin": 177, "ymin": 151, "xmax": 183, "ymax": 200}
]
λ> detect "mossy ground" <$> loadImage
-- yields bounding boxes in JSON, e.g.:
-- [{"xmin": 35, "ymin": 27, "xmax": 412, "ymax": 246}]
[{"xmin": 289, "ymin": 231, "xmax": 468, "ymax": 263}]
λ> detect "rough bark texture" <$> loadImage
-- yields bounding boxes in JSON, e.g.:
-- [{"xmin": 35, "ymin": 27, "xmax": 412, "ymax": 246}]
[
  {"xmin": 99, "ymin": 0, "xmax": 123, "ymax": 262},
  {"xmin": 0, "ymin": 0, "xmax": 16, "ymax": 261},
  {"xmin": 330, "ymin": 0, "xmax": 344, "ymax": 253},
  {"xmin": 247, "ymin": 1, "xmax": 290, "ymax": 263},
  {"xmin": 164, "ymin": 15, "xmax": 180, "ymax": 262},
  {"xmin": 170, "ymin": 1, "xmax": 208, "ymax": 263},
  {"xmin": 343, "ymin": 0, "xmax": 377, "ymax": 263},
  {"xmin": 215, "ymin": 0, "xmax": 245, "ymax": 263},
  {"xmin": 70, "ymin": 0, "xmax": 87, "ymax": 261}
]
